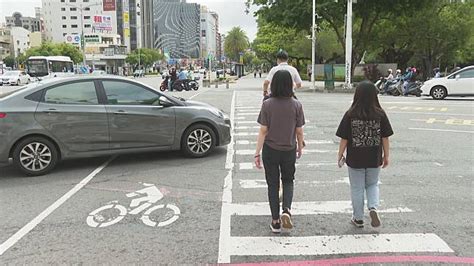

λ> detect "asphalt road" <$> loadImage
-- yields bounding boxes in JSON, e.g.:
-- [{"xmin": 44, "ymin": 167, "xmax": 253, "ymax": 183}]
[{"xmin": 0, "ymin": 75, "xmax": 473, "ymax": 264}]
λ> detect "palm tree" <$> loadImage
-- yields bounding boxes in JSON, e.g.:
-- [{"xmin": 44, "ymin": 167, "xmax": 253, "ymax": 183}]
[{"xmin": 224, "ymin": 27, "xmax": 250, "ymax": 62}]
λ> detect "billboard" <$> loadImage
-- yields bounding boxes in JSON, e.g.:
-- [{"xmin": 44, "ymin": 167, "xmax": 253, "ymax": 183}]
[
  {"xmin": 103, "ymin": 0, "xmax": 116, "ymax": 11},
  {"xmin": 93, "ymin": 15, "xmax": 113, "ymax": 32}
]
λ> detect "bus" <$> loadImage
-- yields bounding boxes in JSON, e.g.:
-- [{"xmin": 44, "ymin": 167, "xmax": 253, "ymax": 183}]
[{"xmin": 26, "ymin": 56, "xmax": 75, "ymax": 78}]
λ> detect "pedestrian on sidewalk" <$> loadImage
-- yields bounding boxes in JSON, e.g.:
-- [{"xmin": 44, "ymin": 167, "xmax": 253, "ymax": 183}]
[
  {"xmin": 254, "ymin": 70, "xmax": 306, "ymax": 234},
  {"xmin": 258, "ymin": 69, "xmax": 262, "ymax": 78},
  {"xmin": 336, "ymin": 81, "xmax": 394, "ymax": 228},
  {"xmin": 263, "ymin": 49, "xmax": 302, "ymax": 100},
  {"xmin": 254, "ymin": 69, "xmax": 257, "ymax": 78}
]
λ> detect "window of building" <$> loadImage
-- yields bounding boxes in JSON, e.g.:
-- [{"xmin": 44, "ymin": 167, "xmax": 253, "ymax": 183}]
[
  {"xmin": 83, "ymin": 0, "xmax": 89, "ymax": 2},
  {"xmin": 71, "ymin": 16, "xmax": 77, "ymax": 19},
  {"xmin": 71, "ymin": 25, "xmax": 78, "ymax": 28},
  {"xmin": 85, "ymin": 7, "xmax": 90, "ymax": 11},
  {"xmin": 70, "ymin": 7, "xmax": 77, "ymax": 11},
  {"xmin": 84, "ymin": 24, "xmax": 91, "ymax": 28},
  {"xmin": 70, "ymin": 0, "xmax": 76, "ymax": 2},
  {"xmin": 61, "ymin": 0, "xmax": 65, "ymax": 2},
  {"xmin": 63, "ymin": 33, "xmax": 67, "ymax": 36},
  {"xmin": 84, "ymin": 16, "xmax": 90, "ymax": 19},
  {"xmin": 62, "ymin": 25, "xmax": 67, "ymax": 28},
  {"xmin": 61, "ymin": 7, "xmax": 66, "ymax": 11},
  {"xmin": 62, "ymin": 16, "xmax": 66, "ymax": 19}
]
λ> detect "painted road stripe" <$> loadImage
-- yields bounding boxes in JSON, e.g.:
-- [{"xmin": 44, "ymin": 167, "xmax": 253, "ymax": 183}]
[
  {"xmin": 234, "ymin": 132, "xmax": 259, "ymax": 136},
  {"xmin": 230, "ymin": 256, "xmax": 474, "ymax": 265},
  {"xmin": 236, "ymin": 149, "xmax": 336, "ymax": 155},
  {"xmin": 389, "ymin": 111, "xmax": 474, "ymax": 117},
  {"xmin": 229, "ymin": 234, "xmax": 453, "ymax": 256},
  {"xmin": 235, "ymin": 140, "xmax": 334, "ymax": 145},
  {"xmin": 0, "ymin": 157, "xmax": 115, "ymax": 256},
  {"xmin": 238, "ymin": 162, "xmax": 336, "ymax": 170},
  {"xmin": 228, "ymin": 201, "xmax": 411, "ymax": 216},
  {"xmin": 409, "ymin": 128, "xmax": 474, "ymax": 134},
  {"xmin": 239, "ymin": 178, "xmax": 350, "ymax": 188}
]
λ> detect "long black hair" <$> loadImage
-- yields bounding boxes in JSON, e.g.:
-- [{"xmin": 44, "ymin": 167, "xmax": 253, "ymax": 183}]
[
  {"xmin": 347, "ymin": 80, "xmax": 385, "ymax": 120},
  {"xmin": 270, "ymin": 70, "xmax": 294, "ymax": 98}
]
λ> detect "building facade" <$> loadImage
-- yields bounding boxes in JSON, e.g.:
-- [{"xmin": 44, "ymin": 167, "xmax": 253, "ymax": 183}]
[
  {"xmin": 200, "ymin": 6, "xmax": 218, "ymax": 59},
  {"xmin": 152, "ymin": 0, "xmax": 201, "ymax": 59},
  {"xmin": 0, "ymin": 28, "xmax": 12, "ymax": 60},
  {"xmin": 42, "ymin": 0, "xmax": 118, "ymax": 43},
  {"xmin": 5, "ymin": 12, "xmax": 40, "ymax": 32},
  {"xmin": 10, "ymin": 27, "xmax": 31, "ymax": 57}
]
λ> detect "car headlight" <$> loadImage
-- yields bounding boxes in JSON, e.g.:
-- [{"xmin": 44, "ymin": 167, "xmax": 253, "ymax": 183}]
[{"xmin": 209, "ymin": 108, "xmax": 224, "ymax": 118}]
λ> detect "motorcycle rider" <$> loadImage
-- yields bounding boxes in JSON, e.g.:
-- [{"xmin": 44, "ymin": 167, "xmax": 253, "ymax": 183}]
[
  {"xmin": 386, "ymin": 69, "xmax": 394, "ymax": 80},
  {"xmin": 169, "ymin": 67, "xmax": 177, "ymax": 92},
  {"xmin": 402, "ymin": 67, "xmax": 417, "ymax": 95},
  {"xmin": 433, "ymin": 68, "xmax": 441, "ymax": 78}
]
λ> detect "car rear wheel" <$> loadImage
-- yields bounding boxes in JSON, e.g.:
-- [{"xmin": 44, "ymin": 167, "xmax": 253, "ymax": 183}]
[
  {"xmin": 181, "ymin": 124, "xmax": 216, "ymax": 158},
  {"xmin": 13, "ymin": 136, "xmax": 59, "ymax": 176},
  {"xmin": 431, "ymin": 86, "xmax": 447, "ymax": 100}
]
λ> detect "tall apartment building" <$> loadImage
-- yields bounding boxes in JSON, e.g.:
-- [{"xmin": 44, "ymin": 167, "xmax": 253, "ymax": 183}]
[
  {"xmin": 200, "ymin": 6, "xmax": 218, "ymax": 59},
  {"xmin": 115, "ymin": 0, "xmax": 140, "ymax": 52},
  {"xmin": 152, "ymin": 0, "xmax": 201, "ymax": 59},
  {"xmin": 5, "ymin": 12, "xmax": 41, "ymax": 32},
  {"xmin": 42, "ymin": 0, "xmax": 118, "ymax": 43},
  {"xmin": 0, "ymin": 28, "xmax": 12, "ymax": 61}
]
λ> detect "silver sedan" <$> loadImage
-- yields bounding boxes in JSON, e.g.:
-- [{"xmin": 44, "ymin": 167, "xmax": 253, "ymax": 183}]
[{"xmin": 0, "ymin": 76, "xmax": 231, "ymax": 176}]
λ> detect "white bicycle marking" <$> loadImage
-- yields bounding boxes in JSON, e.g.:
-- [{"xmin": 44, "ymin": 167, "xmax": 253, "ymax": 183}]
[{"xmin": 86, "ymin": 183, "xmax": 180, "ymax": 228}]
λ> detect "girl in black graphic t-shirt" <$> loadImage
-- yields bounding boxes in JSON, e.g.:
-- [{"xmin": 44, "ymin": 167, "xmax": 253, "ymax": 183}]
[{"xmin": 336, "ymin": 81, "xmax": 394, "ymax": 228}]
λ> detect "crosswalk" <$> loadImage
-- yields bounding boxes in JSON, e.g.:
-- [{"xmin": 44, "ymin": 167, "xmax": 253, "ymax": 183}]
[{"xmin": 218, "ymin": 91, "xmax": 454, "ymax": 263}]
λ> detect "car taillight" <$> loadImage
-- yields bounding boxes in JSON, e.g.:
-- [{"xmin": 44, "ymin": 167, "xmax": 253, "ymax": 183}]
[{"xmin": 0, "ymin": 113, "xmax": 6, "ymax": 118}]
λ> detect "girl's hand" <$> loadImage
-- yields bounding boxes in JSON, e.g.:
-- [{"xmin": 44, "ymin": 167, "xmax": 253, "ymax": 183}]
[
  {"xmin": 254, "ymin": 154, "xmax": 263, "ymax": 169},
  {"xmin": 296, "ymin": 147, "xmax": 303, "ymax": 159},
  {"xmin": 382, "ymin": 156, "xmax": 389, "ymax": 168}
]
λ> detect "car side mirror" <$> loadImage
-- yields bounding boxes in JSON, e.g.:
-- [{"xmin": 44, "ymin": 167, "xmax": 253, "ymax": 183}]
[
  {"xmin": 455, "ymin": 74, "xmax": 461, "ymax": 80},
  {"xmin": 158, "ymin": 96, "xmax": 173, "ymax": 107}
]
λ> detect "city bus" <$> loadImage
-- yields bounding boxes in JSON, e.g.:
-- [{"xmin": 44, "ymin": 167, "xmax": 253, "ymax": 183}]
[{"xmin": 26, "ymin": 56, "xmax": 75, "ymax": 78}]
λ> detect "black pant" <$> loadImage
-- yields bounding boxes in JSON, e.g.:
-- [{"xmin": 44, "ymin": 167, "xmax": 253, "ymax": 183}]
[{"xmin": 262, "ymin": 144, "xmax": 296, "ymax": 220}]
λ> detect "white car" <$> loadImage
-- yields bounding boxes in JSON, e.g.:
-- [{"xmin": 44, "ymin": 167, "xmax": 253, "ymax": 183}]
[
  {"xmin": 421, "ymin": 66, "xmax": 474, "ymax": 100},
  {"xmin": 1, "ymin": 70, "xmax": 30, "ymax": 86}
]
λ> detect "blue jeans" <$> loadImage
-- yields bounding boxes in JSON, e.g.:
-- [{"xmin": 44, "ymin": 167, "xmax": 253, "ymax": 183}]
[{"xmin": 348, "ymin": 167, "xmax": 380, "ymax": 220}]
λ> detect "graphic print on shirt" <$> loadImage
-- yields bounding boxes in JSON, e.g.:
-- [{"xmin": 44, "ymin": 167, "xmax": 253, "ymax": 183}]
[{"xmin": 351, "ymin": 119, "xmax": 381, "ymax": 147}]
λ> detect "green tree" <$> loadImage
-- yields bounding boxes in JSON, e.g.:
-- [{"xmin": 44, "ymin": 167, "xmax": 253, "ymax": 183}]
[
  {"xmin": 126, "ymin": 48, "xmax": 164, "ymax": 68},
  {"xmin": 3, "ymin": 55, "xmax": 15, "ymax": 67},
  {"xmin": 246, "ymin": 0, "xmax": 431, "ymax": 73},
  {"xmin": 18, "ymin": 42, "xmax": 83, "ymax": 64},
  {"xmin": 224, "ymin": 27, "xmax": 250, "ymax": 62}
]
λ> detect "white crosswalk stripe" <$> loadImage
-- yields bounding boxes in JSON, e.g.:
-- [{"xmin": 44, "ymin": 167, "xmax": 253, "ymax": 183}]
[{"xmin": 218, "ymin": 91, "xmax": 454, "ymax": 263}]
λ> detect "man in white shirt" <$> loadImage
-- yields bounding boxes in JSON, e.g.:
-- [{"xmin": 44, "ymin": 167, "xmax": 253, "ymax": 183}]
[{"xmin": 263, "ymin": 50, "xmax": 303, "ymax": 97}]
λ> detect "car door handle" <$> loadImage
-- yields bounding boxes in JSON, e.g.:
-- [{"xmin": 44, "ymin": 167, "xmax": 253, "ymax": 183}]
[
  {"xmin": 113, "ymin": 110, "xmax": 127, "ymax": 115},
  {"xmin": 42, "ymin": 108, "xmax": 60, "ymax": 114}
]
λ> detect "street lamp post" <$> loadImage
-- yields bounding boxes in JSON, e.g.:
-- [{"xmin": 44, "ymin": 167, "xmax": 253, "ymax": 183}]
[
  {"xmin": 345, "ymin": 0, "xmax": 353, "ymax": 89},
  {"xmin": 65, "ymin": 3, "xmax": 101, "ymax": 67},
  {"xmin": 311, "ymin": 0, "xmax": 316, "ymax": 90}
]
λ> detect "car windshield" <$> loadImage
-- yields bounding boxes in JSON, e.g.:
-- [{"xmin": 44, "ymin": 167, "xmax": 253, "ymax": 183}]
[{"xmin": 3, "ymin": 71, "xmax": 20, "ymax": 76}]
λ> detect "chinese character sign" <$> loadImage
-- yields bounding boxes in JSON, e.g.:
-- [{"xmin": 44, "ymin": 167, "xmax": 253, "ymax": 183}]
[
  {"xmin": 103, "ymin": 0, "xmax": 116, "ymax": 11},
  {"xmin": 93, "ymin": 16, "xmax": 113, "ymax": 33}
]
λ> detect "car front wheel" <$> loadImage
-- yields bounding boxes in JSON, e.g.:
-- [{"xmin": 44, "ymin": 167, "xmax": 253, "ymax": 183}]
[
  {"xmin": 13, "ymin": 136, "xmax": 59, "ymax": 176},
  {"xmin": 181, "ymin": 124, "xmax": 216, "ymax": 158},
  {"xmin": 431, "ymin": 86, "xmax": 447, "ymax": 100}
]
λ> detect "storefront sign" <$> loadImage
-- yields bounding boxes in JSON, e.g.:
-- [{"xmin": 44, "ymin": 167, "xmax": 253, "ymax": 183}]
[
  {"xmin": 93, "ymin": 15, "xmax": 113, "ymax": 32},
  {"xmin": 103, "ymin": 0, "xmax": 116, "ymax": 11}
]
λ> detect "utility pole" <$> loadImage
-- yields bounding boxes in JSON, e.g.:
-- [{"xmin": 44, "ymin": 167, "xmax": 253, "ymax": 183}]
[
  {"xmin": 345, "ymin": 0, "xmax": 353, "ymax": 89},
  {"xmin": 311, "ymin": 0, "xmax": 316, "ymax": 90}
]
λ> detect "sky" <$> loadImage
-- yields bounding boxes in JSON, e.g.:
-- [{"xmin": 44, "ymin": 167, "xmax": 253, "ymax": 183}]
[{"xmin": 0, "ymin": 0, "xmax": 259, "ymax": 41}]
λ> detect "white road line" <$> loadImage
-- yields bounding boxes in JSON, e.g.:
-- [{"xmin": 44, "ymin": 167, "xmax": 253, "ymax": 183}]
[
  {"xmin": 236, "ymin": 149, "xmax": 336, "ymax": 155},
  {"xmin": 0, "ymin": 157, "xmax": 115, "ymax": 256},
  {"xmin": 409, "ymin": 128, "xmax": 474, "ymax": 134},
  {"xmin": 389, "ymin": 111, "xmax": 474, "ymax": 117},
  {"xmin": 228, "ymin": 201, "xmax": 411, "ymax": 216},
  {"xmin": 236, "ymin": 106, "xmax": 260, "ymax": 109},
  {"xmin": 236, "ymin": 121, "xmax": 258, "ymax": 125},
  {"xmin": 234, "ymin": 132, "xmax": 259, "ymax": 136},
  {"xmin": 218, "ymin": 91, "xmax": 235, "ymax": 263},
  {"xmin": 235, "ymin": 140, "xmax": 334, "ymax": 145},
  {"xmin": 230, "ymin": 234, "xmax": 453, "ymax": 256},
  {"xmin": 239, "ymin": 178, "xmax": 350, "ymax": 188},
  {"xmin": 237, "ymin": 112, "xmax": 259, "ymax": 116},
  {"xmin": 434, "ymin": 162, "xmax": 444, "ymax": 167},
  {"xmin": 238, "ymin": 162, "xmax": 336, "ymax": 170}
]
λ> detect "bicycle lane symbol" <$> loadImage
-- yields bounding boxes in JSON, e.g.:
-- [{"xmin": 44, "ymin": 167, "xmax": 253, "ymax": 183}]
[{"xmin": 86, "ymin": 183, "xmax": 180, "ymax": 228}]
